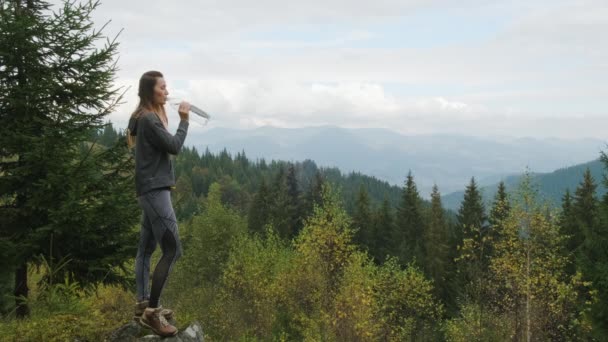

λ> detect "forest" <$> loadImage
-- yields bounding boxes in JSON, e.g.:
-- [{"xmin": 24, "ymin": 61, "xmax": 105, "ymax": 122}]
[{"xmin": 1, "ymin": 1, "xmax": 607, "ymax": 341}]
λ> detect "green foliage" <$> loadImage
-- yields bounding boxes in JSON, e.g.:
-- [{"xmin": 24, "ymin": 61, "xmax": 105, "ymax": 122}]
[
  {"xmin": 166, "ymin": 182, "xmax": 247, "ymax": 305},
  {"xmin": 0, "ymin": 264, "xmax": 134, "ymax": 341},
  {"xmin": 395, "ymin": 171, "xmax": 426, "ymax": 266},
  {"xmin": 270, "ymin": 165, "xmax": 296, "ymax": 240},
  {"xmin": 572, "ymin": 169, "xmax": 599, "ymax": 254},
  {"xmin": 375, "ymin": 258, "xmax": 443, "ymax": 341},
  {"xmin": 210, "ymin": 227, "xmax": 293, "ymax": 340},
  {"xmin": 488, "ymin": 181, "xmax": 510, "ymax": 250},
  {"xmin": 578, "ymin": 150, "xmax": 608, "ymax": 337},
  {"xmin": 295, "ymin": 184, "xmax": 355, "ymax": 283},
  {"xmin": 455, "ymin": 177, "xmax": 488, "ymax": 305},
  {"xmin": 203, "ymin": 183, "xmax": 442, "ymax": 341},
  {"xmin": 248, "ymin": 177, "xmax": 272, "ymax": 234},
  {"xmin": 0, "ymin": 0, "xmax": 139, "ymax": 317},
  {"xmin": 456, "ymin": 177, "xmax": 487, "ymax": 246},
  {"xmin": 370, "ymin": 196, "xmax": 395, "ymax": 264},
  {"xmin": 352, "ymin": 185, "xmax": 373, "ymax": 248},
  {"xmin": 443, "ymin": 303, "xmax": 511, "ymax": 342},
  {"xmin": 173, "ymin": 148, "xmax": 405, "ymax": 220},
  {"xmin": 486, "ymin": 174, "xmax": 592, "ymax": 340},
  {"xmin": 332, "ymin": 251, "xmax": 380, "ymax": 341},
  {"xmin": 424, "ymin": 185, "xmax": 452, "ymax": 309},
  {"xmin": 558, "ymin": 189, "xmax": 577, "ymax": 257}
]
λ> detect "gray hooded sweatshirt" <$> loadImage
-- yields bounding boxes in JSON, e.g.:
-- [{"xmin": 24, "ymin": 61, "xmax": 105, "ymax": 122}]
[{"xmin": 128, "ymin": 112, "xmax": 189, "ymax": 196}]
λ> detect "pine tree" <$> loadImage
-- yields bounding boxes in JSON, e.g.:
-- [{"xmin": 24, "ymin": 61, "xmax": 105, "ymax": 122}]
[
  {"xmin": 395, "ymin": 171, "xmax": 425, "ymax": 266},
  {"xmin": 303, "ymin": 170, "xmax": 325, "ymax": 218},
  {"xmin": 457, "ymin": 177, "xmax": 487, "ymax": 246},
  {"xmin": 424, "ymin": 184, "xmax": 450, "ymax": 301},
  {"xmin": 286, "ymin": 164, "xmax": 304, "ymax": 238},
  {"xmin": 269, "ymin": 165, "xmax": 292, "ymax": 239},
  {"xmin": 99, "ymin": 122, "xmax": 119, "ymax": 147},
  {"xmin": 248, "ymin": 178, "xmax": 271, "ymax": 234},
  {"xmin": 0, "ymin": 0, "xmax": 139, "ymax": 317},
  {"xmin": 572, "ymin": 168, "xmax": 598, "ymax": 254},
  {"xmin": 488, "ymin": 181, "xmax": 510, "ymax": 259},
  {"xmin": 579, "ymin": 158, "xmax": 608, "ymax": 337},
  {"xmin": 455, "ymin": 177, "xmax": 487, "ymax": 309},
  {"xmin": 371, "ymin": 196, "xmax": 394, "ymax": 263},
  {"xmin": 557, "ymin": 189, "xmax": 579, "ymax": 275},
  {"xmin": 352, "ymin": 185, "xmax": 373, "ymax": 248}
]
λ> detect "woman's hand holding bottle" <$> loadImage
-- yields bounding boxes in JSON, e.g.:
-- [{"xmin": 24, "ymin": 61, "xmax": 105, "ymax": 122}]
[
  {"xmin": 177, "ymin": 101, "xmax": 191, "ymax": 121},
  {"xmin": 167, "ymin": 97, "xmax": 210, "ymax": 126}
]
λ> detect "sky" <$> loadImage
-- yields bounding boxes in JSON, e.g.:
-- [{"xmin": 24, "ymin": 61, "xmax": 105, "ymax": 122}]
[{"xmin": 52, "ymin": 0, "xmax": 608, "ymax": 139}]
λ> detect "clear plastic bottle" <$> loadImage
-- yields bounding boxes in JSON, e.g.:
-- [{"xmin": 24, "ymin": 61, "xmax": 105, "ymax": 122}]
[{"xmin": 166, "ymin": 97, "xmax": 211, "ymax": 126}]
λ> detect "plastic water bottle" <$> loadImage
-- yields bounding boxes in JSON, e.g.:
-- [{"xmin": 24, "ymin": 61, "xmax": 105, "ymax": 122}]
[{"xmin": 167, "ymin": 97, "xmax": 211, "ymax": 126}]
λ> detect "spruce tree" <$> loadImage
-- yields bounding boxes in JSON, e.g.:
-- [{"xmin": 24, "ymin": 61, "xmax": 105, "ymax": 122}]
[
  {"xmin": 488, "ymin": 181, "xmax": 510, "ymax": 258},
  {"xmin": 248, "ymin": 178, "xmax": 271, "ymax": 234},
  {"xmin": 572, "ymin": 168, "xmax": 598, "ymax": 253},
  {"xmin": 558, "ymin": 189, "xmax": 579, "ymax": 275},
  {"xmin": 352, "ymin": 185, "xmax": 373, "ymax": 248},
  {"xmin": 395, "ymin": 171, "xmax": 425, "ymax": 266},
  {"xmin": 457, "ymin": 177, "xmax": 487, "ymax": 246},
  {"xmin": 286, "ymin": 164, "xmax": 303, "ymax": 238},
  {"xmin": 0, "ymin": 0, "xmax": 139, "ymax": 317},
  {"xmin": 578, "ymin": 162, "xmax": 608, "ymax": 336},
  {"xmin": 455, "ymin": 177, "xmax": 487, "ymax": 304},
  {"xmin": 99, "ymin": 122, "xmax": 119, "ymax": 147},
  {"xmin": 303, "ymin": 170, "xmax": 325, "ymax": 218},
  {"xmin": 269, "ymin": 166, "xmax": 287, "ymax": 237},
  {"xmin": 372, "ymin": 196, "xmax": 394, "ymax": 263},
  {"xmin": 425, "ymin": 184, "xmax": 450, "ymax": 300}
]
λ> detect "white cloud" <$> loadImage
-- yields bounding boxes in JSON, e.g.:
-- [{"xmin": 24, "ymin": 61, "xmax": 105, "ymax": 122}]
[{"xmin": 45, "ymin": 0, "xmax": 608, "ymax": 139}]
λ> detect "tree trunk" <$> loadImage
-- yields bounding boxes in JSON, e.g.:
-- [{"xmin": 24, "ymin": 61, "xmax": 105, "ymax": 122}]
[{"xmin": 14, "ymin": 262, "xmax": 29, "ymax": 318}]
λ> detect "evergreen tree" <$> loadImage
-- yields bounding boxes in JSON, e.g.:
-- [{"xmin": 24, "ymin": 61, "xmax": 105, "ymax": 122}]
[
  {"xmin": 455, "ymin": 177, "xmax": 488, "ymax": 307},
  {"xmin": 269, "ymin": 165, "xmax": 292, "ymax": 239},
  {"xmin": 558, "ymin": 189, "xmax": 579, "ymax": 275},
  {"xmin": 173, "ymin": 174, "xmax": 199, "ymax": 220},
  {"xmin": 395, "ymin": 171, "xmax": 425, "ymax": 266},
  {"xmin": 572, "ymin": 168, "xmax": 598, "ymax": 253},
  {"xmin": 425, "ymin": 184, "xmax": 450, "ymax": 301},
  {"xmin": 286, "ymin": 164, "xmax": 304, "ymax": 238},
  {"xmin": 352, "ymin": 185, "xmax": 373, "ymax": 248},
  {"xmin": 457, "ymin": 177, "xmax": 487, "ymax": 246},
  {"xmin": 248, "ymin": 178, "xmax": 271, "ymax": 234},
  {"xmin": 98, "ymin": 122, "xmax": 119, "ymax": 147},
  {"xmin": 303, "ymin": 170, "xmax": 325, "ymax": 218},
  {"xmin": 0, "ymin": 0, "xmax": 139, "ymax": 317},
  {"xmin": 371, "ymin": 196, "xmax": 394, "ymax": 263},
  {"xmin": 488, "ymin": 181, "xmax": 510, "ymax": 258},
  {"xmin": 580, "ymin": 157, "xmax": 608, "ymax": 337}
]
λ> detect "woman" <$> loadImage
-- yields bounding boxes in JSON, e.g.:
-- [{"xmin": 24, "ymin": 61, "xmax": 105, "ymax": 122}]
[{"xmin": 127, "ymin": 70, "xmax": 190, "ymax": 337}]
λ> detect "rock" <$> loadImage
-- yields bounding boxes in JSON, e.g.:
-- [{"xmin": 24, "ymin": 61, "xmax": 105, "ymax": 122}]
[
  {"xmin": 107, "ymin": 321, "xmax": 141, "ymax": 341},
  {"xmin": 108, "ymin": 321, "xmax": 204, "ymax": 342}
]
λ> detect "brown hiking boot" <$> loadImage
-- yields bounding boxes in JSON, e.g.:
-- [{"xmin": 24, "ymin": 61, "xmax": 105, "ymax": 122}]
[
  {"xmin": 140, "ymin": 306, "xmax": 178, "ymax": 337},
  {"xmin": 133, "ymin": 300, "xmax": 174, "ymax": 321}
]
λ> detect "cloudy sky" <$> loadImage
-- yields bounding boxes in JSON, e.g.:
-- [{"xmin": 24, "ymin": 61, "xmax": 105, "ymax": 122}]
[{"xmin": 59, "ymin": 0, "xmax": 608, "ymax": 138}]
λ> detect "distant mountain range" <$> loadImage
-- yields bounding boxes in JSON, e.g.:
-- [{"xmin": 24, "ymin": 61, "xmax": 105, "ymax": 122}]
[
  {"xmin": 188, "ymin": 125, "xmax": 607, "ymax": 197},
  {"xmin": 441, "ymin": 159, "xmax": 608, "ymax": 212}
]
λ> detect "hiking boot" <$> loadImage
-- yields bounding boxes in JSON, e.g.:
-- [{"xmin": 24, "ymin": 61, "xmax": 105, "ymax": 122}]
[
  {"xmin": 133, "ymin": 300, "xmax": 174, "ymax": 321},
  {"xmin": 139, "ymin": 306, "xmax": 178, "ymax": 337}
]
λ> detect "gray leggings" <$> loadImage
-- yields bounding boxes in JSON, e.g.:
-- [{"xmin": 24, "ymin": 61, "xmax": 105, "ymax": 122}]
[{"xmin": 135, "ymin": 188, "xmax": 183, "ymax": 308}]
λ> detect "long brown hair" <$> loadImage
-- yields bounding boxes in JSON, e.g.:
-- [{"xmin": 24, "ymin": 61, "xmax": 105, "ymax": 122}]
[{"xmin": 127, "ymin": 70, "xmax": 169, "ymax": 148}]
